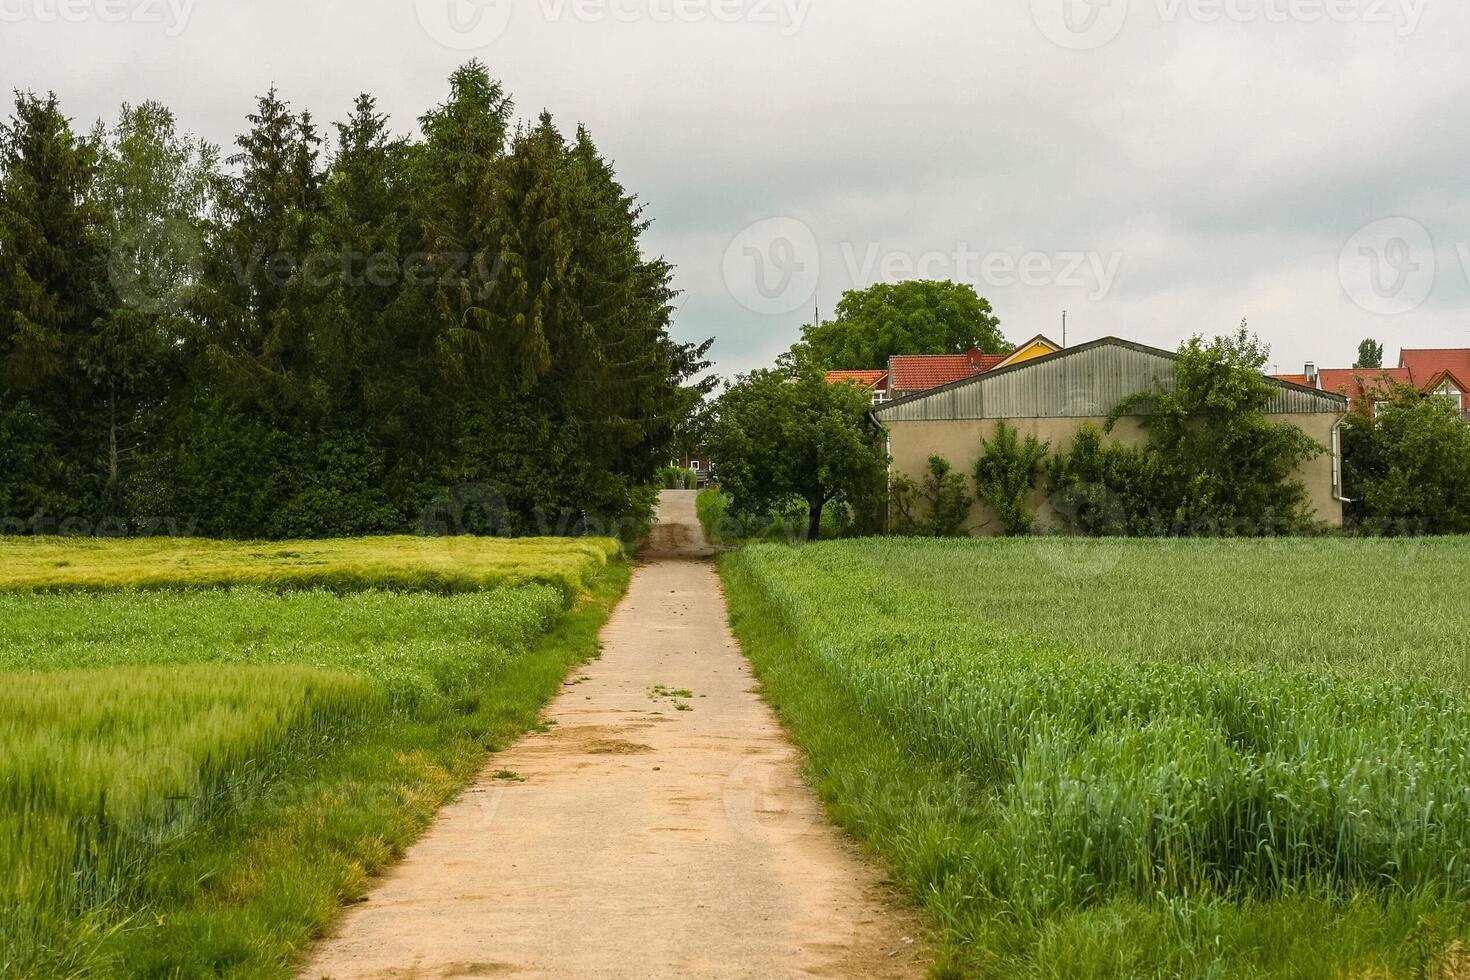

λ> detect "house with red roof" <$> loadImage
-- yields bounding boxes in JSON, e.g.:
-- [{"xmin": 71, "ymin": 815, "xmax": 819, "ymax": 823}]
[
  {"xmin": 826, "ymin": 335, "xmax": 1062, "ymax": 404},
  {"xmin": 1274, "ymin": 348, "xmax": 1470, "ymax": 418}
]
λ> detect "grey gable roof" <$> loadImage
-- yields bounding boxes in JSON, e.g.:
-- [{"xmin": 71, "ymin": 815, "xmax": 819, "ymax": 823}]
[{"xmin": 871, "ymin": 336, "xmax": 1348, "ymax": 423}]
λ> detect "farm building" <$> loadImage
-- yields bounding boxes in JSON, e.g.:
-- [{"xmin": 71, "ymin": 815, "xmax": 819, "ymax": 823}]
[{"xmin": 872, "ymin": 337, "xmax": 1350, "ymax": 534}]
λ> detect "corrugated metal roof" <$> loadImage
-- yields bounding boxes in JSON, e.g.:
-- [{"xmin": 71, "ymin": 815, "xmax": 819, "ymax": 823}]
[{"xmin": 872, "ymin": 337, "xmax": 1347, "ymax": 422}]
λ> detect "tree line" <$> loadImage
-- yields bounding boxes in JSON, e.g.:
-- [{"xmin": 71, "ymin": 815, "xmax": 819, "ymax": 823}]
[{"xmin": 0, "ymin": 62, "xmax": 711, "ymax": 539}]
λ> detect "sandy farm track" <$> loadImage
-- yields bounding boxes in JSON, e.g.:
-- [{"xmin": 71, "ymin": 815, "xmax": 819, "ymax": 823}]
[{"xmin": 299, "ymin": 490, "xmax": 927, "ymax": 980}]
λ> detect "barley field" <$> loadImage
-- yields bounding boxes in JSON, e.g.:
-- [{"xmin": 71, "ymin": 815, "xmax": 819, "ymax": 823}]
[
  {"xmin": 721, "ymin": 537, "xmax": 1470, "ymax": 978},
  {"xmin": 0, "ymin": 536, "xmax": 626, "ymax": 978}
]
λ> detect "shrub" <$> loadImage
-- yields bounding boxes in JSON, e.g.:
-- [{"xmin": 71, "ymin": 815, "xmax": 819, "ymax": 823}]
[
  {"xmin": 891, "ymin": 455, "xmax": 974, "ymax": 536},
  {"xmin": 974, "ymin": 422, "xmax": 1049, "ymax": 536},
  {"xmin": 657, "ymin": 466, "xmax": 698, "ymax": 490}
]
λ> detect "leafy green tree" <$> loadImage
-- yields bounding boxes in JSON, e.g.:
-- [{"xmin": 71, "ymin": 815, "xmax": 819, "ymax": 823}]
[
  {"xmin": 974, "ymin": 421, "xmax": 1049, "ymax": 535},
  {"xmin": 1354, "ymin": 338, "xmax": 1385, "ymax": 370},
  {"xmin": 0, "ymin": 91, "xmax": 107, "ymax": 520},
  {"xmin": 91, "ymin": 101, "xmax": 214, "ymax": 508},
  {"xmin": 789, "ymin": 280, "xmax": 1006, "ymax": 370},
  {"xmin": 1109, "ymin": 325, "xmax": 1323, "ymax": 534},
  {"xmin": 708, "ymin": 368, "xmax": 887, "ymax": 541},
  {"xmin": 1342, "ymin": 383, "xmax": 1470, "ymax": 534}
]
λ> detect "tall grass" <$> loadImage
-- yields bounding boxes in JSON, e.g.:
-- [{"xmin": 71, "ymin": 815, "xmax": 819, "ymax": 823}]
[
  {"xmin": 0, "ymin": 534, "xmax": 620, "ymax": 596},
  {"xmin": 722, "ymin": 538, "xmax": 1470, "ymax": 977},
  {"xmin": 0, "ymin": 541, "xmax": 628, "ymax": 977}
]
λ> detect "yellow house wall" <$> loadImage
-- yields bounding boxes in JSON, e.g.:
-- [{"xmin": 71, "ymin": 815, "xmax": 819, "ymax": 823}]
[
  {"xmin": 1000, "ymin": 342, "xmax": 1057, "ymax": 368},
  {"xmin": 884, "ymin": 413, "xmax": 1344, "ymax": 535}
]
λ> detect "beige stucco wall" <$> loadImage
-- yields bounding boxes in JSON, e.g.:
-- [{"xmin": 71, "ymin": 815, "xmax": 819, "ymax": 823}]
[{"xmin": 883, "ymin": 413, "xmax": 1344, "ymax": 535}]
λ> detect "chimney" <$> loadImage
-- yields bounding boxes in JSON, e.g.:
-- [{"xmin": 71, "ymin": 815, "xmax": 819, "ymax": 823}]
[{"xmin": 1304, "ymin": 362, "xmax": 1319, "ymax": 387}]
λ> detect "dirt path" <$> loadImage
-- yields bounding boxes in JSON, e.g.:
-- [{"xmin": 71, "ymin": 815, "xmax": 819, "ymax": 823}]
[{"xmin": 299, "ymin": 491, "xmax": 927, "ymax": 979}]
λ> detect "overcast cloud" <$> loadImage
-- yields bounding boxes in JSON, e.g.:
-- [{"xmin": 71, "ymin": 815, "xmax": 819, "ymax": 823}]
[{"xmin": 2, "ymin": 0, "xmax": 1468, "ymax": 377}]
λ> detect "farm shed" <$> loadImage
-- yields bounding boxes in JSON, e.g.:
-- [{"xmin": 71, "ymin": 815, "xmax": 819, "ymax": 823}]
[{"xmin": 871, "ymin": 337, "xmax": 1350, "ymax": 534}]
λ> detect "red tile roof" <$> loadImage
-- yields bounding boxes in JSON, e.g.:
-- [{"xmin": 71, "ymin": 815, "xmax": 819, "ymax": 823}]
[
  {"xmin": 1317, "ymin": 367, "xmax": 1412, "ymax": 401},
  {"xmin": 1272, "ymin": 374, "xmax": 1311, "ymax": 387},
  {"xmin": 824, "ymin": 369, "xmax": 888, "ymax": 389},
  {"xmin": 888, "ymin": 354, "xmax": 983, "ymax": 392},
  {"xmin": 1400, "ymin": 349, "xmax": 1470, "ymax": 388}
]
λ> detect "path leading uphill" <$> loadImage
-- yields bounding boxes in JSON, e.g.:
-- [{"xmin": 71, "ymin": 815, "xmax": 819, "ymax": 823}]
[{"xmin": 299, "ymin": 490, "xmax": 926, "ymax": 979}]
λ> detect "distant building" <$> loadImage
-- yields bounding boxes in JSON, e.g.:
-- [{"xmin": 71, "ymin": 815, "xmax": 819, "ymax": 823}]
[
  {"xmin": 825, "ymin": 335, "xmax": 1062, "ymax": 403},
  {"xmin": 1274, "ymin": 349, "xmax": 1470, "ymax": 418},
  {"xmin": 673, "ymin": 453, "xmax": 713, "ymax": 487},
  {"xmin": 875, "ymin": 337, "xmax": 1349, "ymax": 534},
  {"xmin": 824, "ymin": 369, "xmax": 890, "ymax": 405}
]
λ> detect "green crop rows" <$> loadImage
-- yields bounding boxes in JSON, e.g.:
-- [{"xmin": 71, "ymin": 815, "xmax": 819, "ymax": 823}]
[
  {"xmin": 721, "ymin": 537, "xmax": 1470, "ymax": 978},
  {"xmin": 0, "ymin": 535, "xmax": 625, "ymax": 978}
]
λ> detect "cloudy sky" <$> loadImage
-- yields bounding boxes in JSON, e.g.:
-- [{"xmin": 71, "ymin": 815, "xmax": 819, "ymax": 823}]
[{"xmin": 3, "ymin": 0, "xmax": 1467, "ymax": 378}]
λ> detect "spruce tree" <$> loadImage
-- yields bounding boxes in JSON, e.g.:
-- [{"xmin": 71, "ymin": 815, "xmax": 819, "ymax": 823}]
[{"xmin": 0, "ymin": 91, "xmax": 107, "ymax": 522}]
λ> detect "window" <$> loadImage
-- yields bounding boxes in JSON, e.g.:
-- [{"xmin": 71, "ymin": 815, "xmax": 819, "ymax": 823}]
[
  {"xmin": 1436, "ymin": 384, "xmax": 1464, "ymax": 411},
  {"xmin": 689, "ymin": 460, "xmax": 701, "ymax": 471},
  {"xmin": 871, "ymin": 389, "xmax": 889, "ymax": 405}
]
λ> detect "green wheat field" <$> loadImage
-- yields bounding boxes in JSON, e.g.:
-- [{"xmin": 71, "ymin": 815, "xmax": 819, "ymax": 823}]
[
  {"xmin": 0, "ymin": 535, "xmax": 626, "ymax": 978},
  {"xmin": 721, "ymin": 536, "xmax": 1470, "ymax": 979}
]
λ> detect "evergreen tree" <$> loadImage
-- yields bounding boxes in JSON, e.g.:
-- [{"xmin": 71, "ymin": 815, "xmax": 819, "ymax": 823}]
[
  {"xmin": 0, "ymin": 91, "xmax": 107, "ymax": 522},
  {"xmin": 3, "ymin": 67, "xmax": 712, "ymax": 539},
  {"xmin": 198, "ymin": 86, "xmax": 325, "ymax": 401},
  {"xmin": 414, "ymin": 61, "xmax": 513, "ymax": 391},
  {"xmin": 1354, "ymin": 338, "xmax": 1385, "ymax": 370}
]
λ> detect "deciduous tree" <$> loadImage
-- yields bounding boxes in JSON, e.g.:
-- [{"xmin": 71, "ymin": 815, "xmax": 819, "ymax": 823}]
[
  {"xmin": 709, "ymin": 368, "xmax": 887, "ymax": 540},
  {"xmin": 788, "ymin": 280, "xmax": 1005, "ymax": 370}
]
